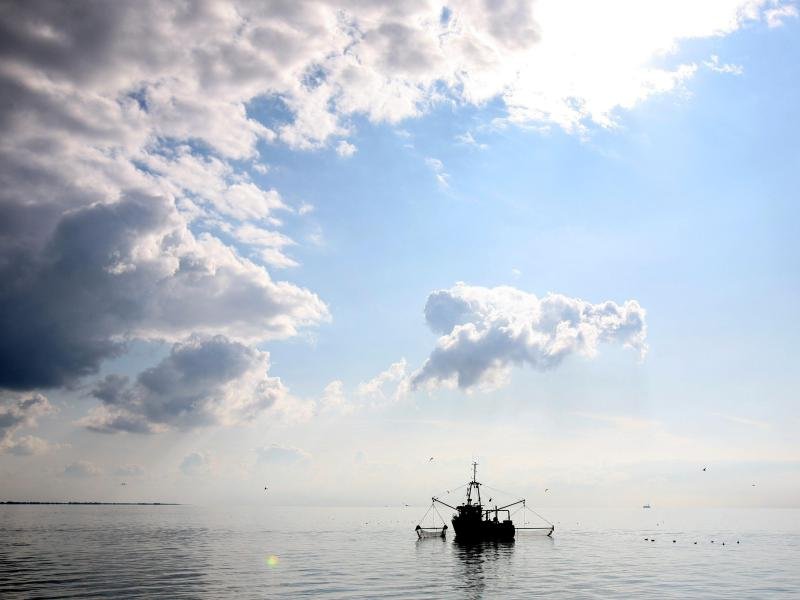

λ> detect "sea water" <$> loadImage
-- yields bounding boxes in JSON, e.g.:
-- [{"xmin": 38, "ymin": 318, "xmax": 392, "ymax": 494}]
[{"xmin": 1, "ymin": 506, "xmax": 798, "ymax": 598}]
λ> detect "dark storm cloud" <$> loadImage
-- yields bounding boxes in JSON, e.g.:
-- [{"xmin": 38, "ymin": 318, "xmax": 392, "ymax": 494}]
[{"xmin": 0, "ymin": 191, "xmax": 327, "ymax": 390}]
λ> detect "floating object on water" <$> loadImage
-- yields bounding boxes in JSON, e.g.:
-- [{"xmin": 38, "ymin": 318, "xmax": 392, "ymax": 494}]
[
  {"xmin": 643, "ymin": 503, "xmax": 651, "ymax": 509},
  {"xmin": 429, "ymin": 457, "xmax": 434, "ymax": 462},
  {"xmin": 418, "ymin": 462, "xmax": 554, "ymax": 540},
  {"xmin": 673, "ymin": 540, "xmax": 676, "ymax": 543},
  {"xmin": 737, "ymin": 541, "xmax": 740, "ymax": 544},
  {"xmin": 694, "ymin": 542, "xmax": 697, "ymax": 544}
]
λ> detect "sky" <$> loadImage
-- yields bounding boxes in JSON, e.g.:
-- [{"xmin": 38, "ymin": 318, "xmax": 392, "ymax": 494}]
[{"xmin": 0, "ymin": 0, "xmax": 798, "ymax": 509}]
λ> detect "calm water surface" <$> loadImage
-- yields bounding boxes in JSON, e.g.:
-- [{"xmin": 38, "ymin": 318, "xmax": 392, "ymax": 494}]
[{"xmin": 1, "ymin": 506, "xmax": 798, "ymax": 598}]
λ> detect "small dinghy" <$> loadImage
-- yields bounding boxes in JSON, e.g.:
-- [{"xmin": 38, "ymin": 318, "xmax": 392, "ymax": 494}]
[{"xmin": 415, "ymin": 462, "xmax": 554, "ymax": 540}]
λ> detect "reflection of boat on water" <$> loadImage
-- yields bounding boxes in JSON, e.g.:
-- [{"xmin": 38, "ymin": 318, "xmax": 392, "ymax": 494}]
[{"xmin": 416, "ymin": 462, "xmax": 554, "ymax": 540}]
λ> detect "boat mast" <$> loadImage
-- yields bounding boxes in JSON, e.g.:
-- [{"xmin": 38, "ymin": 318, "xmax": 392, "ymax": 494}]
[{"xmin": 466, "ymin": 461, "xmax": 482, "ymax": 506}]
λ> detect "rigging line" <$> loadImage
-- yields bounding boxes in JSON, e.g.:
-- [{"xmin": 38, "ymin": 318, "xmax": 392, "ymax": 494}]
[
  {"xmin": 523, "ymin": 504, "xmax": 553, "ymax": 526},
  {"xmin": 438, "ymin": 482, "xmax": 468, "ymax": 496},
  {"xmin": 480, "ymin": 483, "xmax": 523, "ymax": 499},
  {"xmin": 418, "ymin": 502, "xmax": 433, "ymax": 526},
  {"xmin": 432, "ymin": 503, "xmax": 447, "ymax": 527}
]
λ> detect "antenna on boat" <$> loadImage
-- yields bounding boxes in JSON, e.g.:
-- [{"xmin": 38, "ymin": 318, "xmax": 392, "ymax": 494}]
[{"xmin": 466, "ymin": 461, "xmax": 482, "ymax": 506}]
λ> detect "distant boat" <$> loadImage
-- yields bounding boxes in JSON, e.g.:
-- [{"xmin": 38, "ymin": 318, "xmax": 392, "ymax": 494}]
[
  {"xmin": 416, "ymin": 462, "xmax": 554, "ymax": 540},
  {"xmin": 642, "ymin": 503, "xmax": 651, "ymax": 509}
]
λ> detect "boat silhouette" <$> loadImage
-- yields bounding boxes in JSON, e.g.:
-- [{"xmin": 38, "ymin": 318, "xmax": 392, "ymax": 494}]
[{"xmin": 417, "ymin": 462, "xmax": 554, "ymax": 540}]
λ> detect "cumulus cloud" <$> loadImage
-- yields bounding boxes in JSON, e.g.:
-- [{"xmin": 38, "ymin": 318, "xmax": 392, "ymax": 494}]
[
  {"xmin": 0, "ymin": 192, "xmax": 327, "ymax": 391},
  {"xmin": 0, "ymin": 393, "xmax": 55, "ymax": 454},
  {"xmin": 0, "ymin": 0, "xmax": 786, "ymax": 410},
  {"xmin": 80, "ymin": 335, "xmax": 293, "ymax": 433},
  {"xmin": 63, "ymin": 460, "xmax": 102, "ymax": 478},
  {"xmin": 255, "ymin": 444, "xmax": 311, "ymax": 465},
  {"xmin": 335, "ymin": 140, "xmax": 357, "ymax": 157},
  {"xmin": 411, "ymin": 283, "xmax": 647, "ymax": 391},
  {"xmin": 356, "ymin": 359, "xmax": 409, "ymax": 404},
  {"xmin": 319, "ymin": 380, "xmax": 352, "ymax": 414},
  {"xmin": 180, "ymin": 451, "xmax": 212, "ymax": 476}
]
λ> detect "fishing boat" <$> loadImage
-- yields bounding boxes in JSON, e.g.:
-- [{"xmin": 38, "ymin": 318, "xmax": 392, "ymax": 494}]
[{"xmin": 416, "ymin": 462, "xmax": 554, "ymax": 540}]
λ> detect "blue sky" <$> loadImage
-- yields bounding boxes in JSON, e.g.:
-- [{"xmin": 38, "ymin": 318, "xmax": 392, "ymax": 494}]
[{"xmin": 0, "ymin": 1, "xmax": 798, "ymax": 507}]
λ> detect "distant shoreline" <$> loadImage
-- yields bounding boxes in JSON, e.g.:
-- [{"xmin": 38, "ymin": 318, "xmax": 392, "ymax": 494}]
[{"xmin": 1, "ymin": 501, "xmax": 180, "ymax": 506}]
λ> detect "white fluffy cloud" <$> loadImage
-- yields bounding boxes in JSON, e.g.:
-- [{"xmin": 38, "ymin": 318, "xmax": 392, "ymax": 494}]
[
  {"xmin": 357, "ymin": 359, "xmax": 410, "ymax": 404},
  {"xmin": 411, "ymin": 283, "xmax": 647, "ymax": 391},
  {"xmin": 81, "ymin": 335, "xmax": 294, "ymax": 433},
  {"xmin": 0, "ymin": 0, "xmax": 791, "ymax": 420},
  {"xmin": 335, "ymin": 141, "xmax": 357, "ymax": 157}
]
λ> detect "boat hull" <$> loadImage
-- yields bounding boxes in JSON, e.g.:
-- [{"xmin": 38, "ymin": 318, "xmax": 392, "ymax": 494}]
[{"xmin": 452, "ymin": 517, "xmax": 515, "ymax": 541}]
